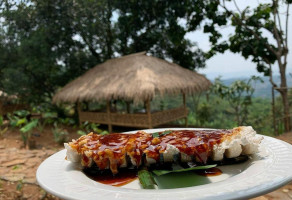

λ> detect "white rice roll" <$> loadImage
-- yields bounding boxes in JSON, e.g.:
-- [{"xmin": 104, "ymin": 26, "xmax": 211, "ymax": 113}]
[
  {"xmin": 224, "ymin": 140, "xmax": 242, "ymax": 158},
  {"xmin": 64, "ymin": 143, "xmax": 81, "ymax": 163},
  {"xmin": 163, "ymin": 144, "xmax": 180, "ymax": 162},
  {"xmin": 181, "ymin": 152, "xmax": 192, "ymax": 162},
  {"xmin": 240, "ymin": 126, "xmax": 263, "ymax": 155},
  {"xmin": 145, "ymin": 156, "xmax": 156, "ymax": 166}
]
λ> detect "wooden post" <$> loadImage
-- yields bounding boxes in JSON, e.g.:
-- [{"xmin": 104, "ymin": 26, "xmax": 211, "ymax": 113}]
[
  {"xmin": 126, "ymin": 101, "xmax": 131, "ymax": 113},
  {"xmin": 106, "ymin": 101, "xmax": 112, "ymax": 133},
  {"xmin": 271, "ymin": 86, "xmax": 277, "ymax": 135},
  {"xmin": 77, "ymin": 102, "xmax": 82, "ymax": 126},
  {"xmin": 146, "ymin": 99, "xmax": 152, "ymax": 129},
  {"xmin": 0, "ymin": 101, "xmax": 3, "ymax": 116},
  {"xmin": 182, "ymin": 93, "xmax": 188, "ymax": 127}
]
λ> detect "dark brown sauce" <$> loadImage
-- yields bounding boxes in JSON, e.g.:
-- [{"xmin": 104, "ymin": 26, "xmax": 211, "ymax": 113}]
[
  {"xmin": 84, "ymin": 170, "xmax": 138, "ymax": 187},
  {"xmin": 146, "ymin": 130, "xmax": 231, "ymax": 163},
  {"xmin": 74, "ymin": 130, "xmax": 234, "ymax": 174},
  {"xmin": 84, "ymin": 167, "xmax": 222, "ymax": 187},
  {"xmin": 196, "ymin": 167, "xmax": 222, "ymax": 176}
]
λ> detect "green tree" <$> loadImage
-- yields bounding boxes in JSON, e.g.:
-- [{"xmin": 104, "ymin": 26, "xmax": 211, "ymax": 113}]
[
  {"xmin": 0, "ymin": 0, "xmax": 92, "ymax": 103},
  {"xmin": 0, "ymin": 0, "xmax": 207, "ymax": 105},
  {"xmin": 187, "ymin": 0, "xmax": 291, "ymax": 131},
  {"xmin": 211, "ymin": 76, "xmax": 262, "ymax": 125},
  {"xmin": 115, "ymin": 1, "xmax": 206, "ymax": 70}
]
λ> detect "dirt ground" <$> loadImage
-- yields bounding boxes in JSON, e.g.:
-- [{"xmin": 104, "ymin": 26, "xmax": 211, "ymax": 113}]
[{"xmin": 0, "ymin": 127, "xmax": 292, "ymax": 200}]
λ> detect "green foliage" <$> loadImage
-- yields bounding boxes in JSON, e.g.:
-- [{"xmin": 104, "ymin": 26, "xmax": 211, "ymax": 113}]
[
  {"xmin": 12, "ymin": 165, "xmax": 20, "ymax": 170},
  {"xmin": 20, "ymin": 119, "xmax": 38, "ymax": 133},
  {"xmin": 247, "ymin": 97, "xmax": 274, "ymax": 136},
  {"xmin": 6, "ymin": 110, "xmax": 30, "ymax": 128},
  {"xmin": 0, "ymin": 0, "xmax": 206, "ymax": 105},
  {"xmin": 273, "ymin": 88, "xmax": 292, "ymax": 134},
  {"xmin": 52, "ymin": 125, "xmax": 69, "ymax": 144},
  {"xmin": 188, "ymin": 0, "xmax": 291, "ymax": 131},
  {"xmin": 115, "ymin": 1, "xmax": 206, "ymax": 70},
  {"xmin": 193, "ymin": 0, "xmax": 287, "ymax": 74},
  {"xmin": 196, "ymin": 103, "xmax": 212, "ymax": 126},
  {"xmin": 0, "ymin": 116, "xmax": 8, "ymax": 137},
  {"xmin": 20, "ymin": 119, "xmax": 38, "ymax": 146},
  {"xmin": 211, "ymin": 76, "xmax": 263, "ymax": 125},
  {"xmin": 77, "ymin": 121, "xmax": 108, "ymax": 136},
  {"xmin": 185, "ymin": 95, "xmax": 273, "ymax": 135},
  {"xmin": 16, "ymin": 180, "xmax": 23, "ymax": 192}
]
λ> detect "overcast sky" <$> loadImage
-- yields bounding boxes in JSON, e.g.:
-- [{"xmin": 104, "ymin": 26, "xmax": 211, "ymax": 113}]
[{"xmin": 186, "ymin": 1, "xmax": 292, "ymax": 80}]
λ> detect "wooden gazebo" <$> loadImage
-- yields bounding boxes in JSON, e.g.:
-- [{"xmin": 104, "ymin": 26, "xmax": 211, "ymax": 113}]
[
  {"xmin": 0, "ymin": 91, "xmax": 27, "ymax": 116},
  {"xmin": 53, "ymin": 52, "xmax": 211, "ymax": 132}
]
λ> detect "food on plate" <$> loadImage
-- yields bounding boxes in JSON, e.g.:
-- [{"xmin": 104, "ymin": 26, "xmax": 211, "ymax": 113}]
[{"xmin": 65, "ymin": 126, "xmax": 263, "ymax": 175}]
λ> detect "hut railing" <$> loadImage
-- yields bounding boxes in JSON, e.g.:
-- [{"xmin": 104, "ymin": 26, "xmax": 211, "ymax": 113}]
[
  {"xmin": 0, "ymin": 103, "xmax": 28, "ymax": 115},
  {"xmin": 151, "ymin": 107, "xmax": 188, "ymax": 126},
  {"xmin": 78, "ymin": 106, "xmax": 188, "ymax": 129}
]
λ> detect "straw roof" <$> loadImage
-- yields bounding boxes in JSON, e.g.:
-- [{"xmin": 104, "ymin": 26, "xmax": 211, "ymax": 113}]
[{"xmin": 53, "ymin": 52, "xmax": 211, "ymax": 104}]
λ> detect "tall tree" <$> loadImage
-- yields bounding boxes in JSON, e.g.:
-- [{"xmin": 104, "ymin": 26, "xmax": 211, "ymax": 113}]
[
  {"xmin": 188, "ymin": 0, "xmax": 291, "ymax": 131},
  {"xmin": 115, "ymin": 1, "xmax": 206, "ymax": 70},
  {"xmin": 0, "ymin": 0, "xmax": 208, "ymax": 105},
  {"xmin": 0, "ymin": 0, "xmax": 104, "ymax": 103},
  {"xmin": 211, "ymin": 76, "xmax": 263, "ymax": 125}
]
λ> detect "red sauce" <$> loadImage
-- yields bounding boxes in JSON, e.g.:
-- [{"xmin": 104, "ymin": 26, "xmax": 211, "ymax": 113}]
[
  {"xmin": 85, "ymin": 170, "xmax": 138, "ymax": 187},
  {"xmin": 196, "ymin": 167, "xmax": 222, "ymax": 176}
]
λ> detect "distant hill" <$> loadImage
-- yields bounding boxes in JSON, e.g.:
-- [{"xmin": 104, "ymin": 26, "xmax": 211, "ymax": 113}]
[{"xmin": 218, "ymin": 76, "xmax": 292, "ymax": 99}]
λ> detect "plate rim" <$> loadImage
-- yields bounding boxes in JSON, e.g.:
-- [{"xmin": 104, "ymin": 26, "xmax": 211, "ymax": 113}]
[{"xmin": 36, "ymin": 128, "xmax": 292, "ymax": 200}]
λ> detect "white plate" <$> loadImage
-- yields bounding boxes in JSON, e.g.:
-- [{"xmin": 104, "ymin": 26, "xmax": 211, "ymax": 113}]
[{"xmin": 37, "ymin": 128, "xmax": 292, "ymax": 200}]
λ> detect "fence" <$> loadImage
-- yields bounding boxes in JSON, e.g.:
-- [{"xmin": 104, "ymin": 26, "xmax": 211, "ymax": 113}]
[{"xmin": 272, "ymin": 86, "xmax": 292, "ymax": 135}]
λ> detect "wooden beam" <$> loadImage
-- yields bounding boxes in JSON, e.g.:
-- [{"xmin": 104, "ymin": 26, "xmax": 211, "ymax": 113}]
[
  {"xmin": 182, "ymin": 93, "xmax": 188, "ymax": 127},
  {"xmin": 182, "ymin": 93, "xmax": 186, "ymax": 108},
  {"xmin": 106, "ymin": 101, "xmax": 112, "ymax": 133},
  {"xmin": 77, "ymin": 102, "xmax": 82, "ymax": 126},
  {"xmin": 0, "ymin": 101, "xmax": 3, "ymax": 116},
  {"xmin": 146, "ymin": 99, "xmax": 152, "ymax": 129}
]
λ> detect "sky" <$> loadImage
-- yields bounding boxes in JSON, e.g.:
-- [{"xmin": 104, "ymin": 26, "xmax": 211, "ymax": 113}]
[{"xmin": 186, "ymin": 1, "xmax": 292, "ymax": 80}]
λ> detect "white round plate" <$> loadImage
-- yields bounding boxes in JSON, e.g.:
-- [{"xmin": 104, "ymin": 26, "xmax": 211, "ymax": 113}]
[{"xmin": 37, "ymin": 128, "xmax": 292, "ymax": 200}]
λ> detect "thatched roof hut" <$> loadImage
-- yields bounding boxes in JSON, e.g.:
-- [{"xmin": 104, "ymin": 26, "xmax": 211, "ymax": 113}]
[
  {"xmin": 53, "ymin": 52, "xmax": 211, "ymax": 104},
  {"xmin": 53, "ymin": 52, "xmax": 211, "ymax": 132}
]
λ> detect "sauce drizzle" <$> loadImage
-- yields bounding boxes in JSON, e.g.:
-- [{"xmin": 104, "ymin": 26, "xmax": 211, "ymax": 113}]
[
  {"xmin": 70, "ymin": 129, "xmax": 238, "ymax": 174},
  {"xmin": 84, "ymin": 169, "xmax": 138, "ymax": 187},
  {"xmin": 196, "ymin": 167, "xmax": 222, "ymax": 176}
]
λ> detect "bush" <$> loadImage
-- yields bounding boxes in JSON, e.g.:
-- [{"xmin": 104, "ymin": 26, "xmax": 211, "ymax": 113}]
[{"xmin": 52, "ymin": 125, "xmax": 69, "ymax": 144}]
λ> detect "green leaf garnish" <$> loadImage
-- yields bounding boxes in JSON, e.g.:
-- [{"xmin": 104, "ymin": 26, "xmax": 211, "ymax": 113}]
[
  {"xmin": 160, "ymin": 130, "xmax": 172, "ymax": 136},
  {"xmin": 152, "ymin": 164, "xmax": 217, "ymax": 176},
  {"xmin": 152, "ymin": 130, "xmax": 172, "ymax": 138},
  {"xmin": 138, "ymin": 170, "xmax": 156, "ymax": 189},
  {"xmin": 152, "ymin": 132, "xmax": 160, "ymax": 138}
]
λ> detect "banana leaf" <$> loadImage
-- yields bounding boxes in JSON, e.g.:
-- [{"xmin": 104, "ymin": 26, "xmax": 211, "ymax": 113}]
[
  {"xmin": 153, "ymin": 171, "xmax": 211, "ymax": 189},
  {"xmin": 20, "ymin": 119, "xmax": 38, "ymax": 133},
  {"xmin": 152, "ymin": 164, "xmax": 216, "ymax": 176}
]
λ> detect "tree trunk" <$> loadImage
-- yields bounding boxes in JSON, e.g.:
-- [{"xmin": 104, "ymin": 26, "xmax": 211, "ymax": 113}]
[
  {"xmin": 279, "ymin": 62, "xmax": 291, "ymax": 132},
  {"xmin": 105, "ymin": 0, "xmax": 113, "ymax": 59},
  {"xmin": 281, "ymin": 89, "xmax": 290, "ymax": 132}
]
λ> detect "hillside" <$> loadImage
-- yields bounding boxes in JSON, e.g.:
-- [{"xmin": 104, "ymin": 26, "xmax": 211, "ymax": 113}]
[{"xmin": 220, "ymin": 76, "xmax": 292, "ymax": 98}]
